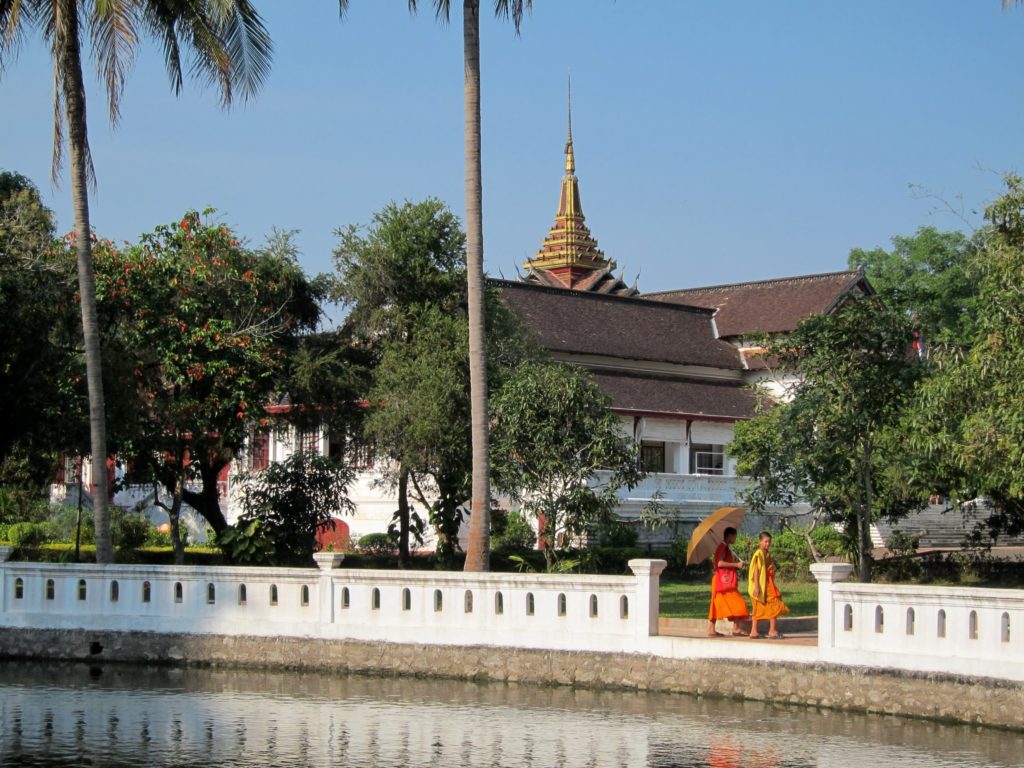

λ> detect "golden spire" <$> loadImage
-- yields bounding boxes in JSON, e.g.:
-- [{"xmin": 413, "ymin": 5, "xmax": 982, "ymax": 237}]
[{"xmin": 524, "ymin": 79, "xmax": 615, "ymax": 287}]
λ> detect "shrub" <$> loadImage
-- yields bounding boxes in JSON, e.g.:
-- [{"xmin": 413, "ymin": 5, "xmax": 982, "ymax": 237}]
[
  {"xmin": 111, "ymin": 511, "xmax": 152, "ymax": 550},
  {"xmin": 7, "ymin": 521, "xmax": 54, "ymax": 547},
  {"xmin": 596, "ymin": 519, "xmax": 639, "ymax": 548},
  {"xmin": 217, "ymin": 519, "xmax": 276, "ymax": 565},
  {"xmin": 0, "ymin": 486, "xmax": 52, "ymax": 525},
  {"xmin": 492, "ymin": 510, "xmax": 535, "ymax": 551},
  {"xmin": 357, "ymin": 532, "xmax": 397, "ymax": 556}
]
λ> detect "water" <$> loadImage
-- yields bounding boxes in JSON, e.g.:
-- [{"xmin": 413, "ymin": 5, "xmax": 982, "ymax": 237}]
[{"xmin": 0, "ymin": 662, "xmax": 1018, "ymax": 767}]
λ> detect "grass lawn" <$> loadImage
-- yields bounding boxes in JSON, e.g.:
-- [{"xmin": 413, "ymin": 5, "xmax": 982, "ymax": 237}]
[{"xmin": 659, "ymin": 576, "xmax": 819, "ymax": 618}]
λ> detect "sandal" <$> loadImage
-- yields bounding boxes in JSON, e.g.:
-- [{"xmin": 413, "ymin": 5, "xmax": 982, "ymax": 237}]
[{"xmin": 766, "ymin": 633, "xmax": 784, "ymax": 640}]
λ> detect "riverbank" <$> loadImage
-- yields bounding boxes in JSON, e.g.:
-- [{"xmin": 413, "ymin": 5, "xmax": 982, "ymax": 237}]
[{"xmin": 1, "ymin": 627, "xmax": 1020, "ymax": 731}]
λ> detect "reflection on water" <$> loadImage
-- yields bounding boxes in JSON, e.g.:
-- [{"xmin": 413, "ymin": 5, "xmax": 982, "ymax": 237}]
[{"xmin": 0, "ymin": 662, "xmax": 1018, "ymax": 768}]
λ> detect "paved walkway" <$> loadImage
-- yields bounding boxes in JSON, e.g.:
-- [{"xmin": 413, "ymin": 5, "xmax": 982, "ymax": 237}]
[{"xmin": 658, "ymin": 616, "xmax": 818, "ymax": 646}]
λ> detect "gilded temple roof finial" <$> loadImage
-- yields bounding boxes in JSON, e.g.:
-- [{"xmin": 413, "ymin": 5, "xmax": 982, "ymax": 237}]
[{"xmin": 566, "ymin": 75, "xmax": 575, "ymax": 175}]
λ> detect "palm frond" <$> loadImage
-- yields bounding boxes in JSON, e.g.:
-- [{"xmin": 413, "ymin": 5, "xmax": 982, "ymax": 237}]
[
  {"xmin": 87, "ymin": 0, "xmax": 140, "ymax": 126},
  {"xmin": 214, "ymin": 0, "xmax": 272, "ymax": 103},
  {"xmin": 494, "ymin": 0, "xmax": 530, "ymax": 33}
]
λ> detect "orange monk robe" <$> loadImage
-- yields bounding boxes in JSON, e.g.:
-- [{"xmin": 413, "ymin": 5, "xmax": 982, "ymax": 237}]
[
  {"xmin": 707, "ymin": 543, "xmax": 750, "ymax": 621},
  {"xmin": 748, "ymin": 548, "xmax": 789, "ymax": 621}
]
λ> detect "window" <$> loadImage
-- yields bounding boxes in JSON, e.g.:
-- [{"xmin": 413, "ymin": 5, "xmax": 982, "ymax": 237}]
[
  {"xmin": 589, "ymin": 594, "xmax": 599, "ymax": 618},
  {"xmin": 249, "ymin": 430, "xmax": 270, "ymax": 471},
  {"xmin": 270, "ymin": 584, "xmax": 279, "ymax": 606},
  {"xmin": 298, "ymin": 428, "xmax": 321, "ymax": 456},
  {"xmin": 526, "ymin": 592, "xmax": 535, "ymax": 616},
  {"xmin": 464, "ymin": 590, "xmax": 473, "ymax": 614},
  {"xmin": 341, "ymin": 587, "xmax": 351, "ymax": 609},
  {"xmin": 328, "ymin": 431, "xmax": 375, "ymax": 469},
  {"xmin": 239, "ymin": 584, "xmax": 247, "ymax": 605},
  {"xmin": 906, "ymin": 608, "xmax": 915, "ymax": 636},
  {"xmin": 78, "ymin": 579, "xmax": 87, "ymax": 601},
  {"xmin": 557, "ymin": 593, "xmax": 567, "ymax": 617},
  {"xmin": 434, "ymin": 589, "xmax": 443, "ymax": 613},
  {"xmin": 494, "ymin": 592, "xmax": 504, "ymax": 615},
  {"xmin": 402, "ymin": 588, "xmax": 412, "ymax": 611},
  {"xmin": 14, "ymin": 578, "xmax": 24, "ymax": 600},
  {"xmin": 640, "ymin": 442, "xmax": 666, "ymax": 473},
  {"xmin": 174, "ymin": 582, "xmax": 183, "ymax": 603},
  {"xmin": 207, "ymin": 583, "xmax": 216, "ymax": 604},
  {"xmin": 371, "ymin": 588, "xmax": 381, "ymax": 610},
  {"xmin": 46, "ymin": 579, "xmax": 55, "ymax": 600},
  {"xmin": 142, "ymin": 581, "xmax": 152, "ymax": 603},
  {"xmin": 301, "ymin": 585, "xmax": 310, "ymax": 607},
  {"xmin": 690, "ymin": 443, "xmax": 725, "ymax": 475},
  {"xmin": 620, "ymin": 596, "xmax": 629, "ymax": 619},
  {"xmin": 110, "ymin": 580, "xmax": 119, "ymax": 602}
]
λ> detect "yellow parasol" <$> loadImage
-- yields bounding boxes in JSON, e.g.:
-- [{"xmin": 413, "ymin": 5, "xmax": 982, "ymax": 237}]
[{"xmin": 686, "ymin": 506, "xmax": 748, "ymax": 565}]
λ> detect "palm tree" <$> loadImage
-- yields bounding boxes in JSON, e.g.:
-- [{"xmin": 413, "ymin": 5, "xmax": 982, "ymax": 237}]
[
  {"xmin": 0, "ymin": 1, "xmax": 272, "ymax": 563},
  {"xmin": 338, "ymin": 0, "xmax": 529, "ymax": 572}
]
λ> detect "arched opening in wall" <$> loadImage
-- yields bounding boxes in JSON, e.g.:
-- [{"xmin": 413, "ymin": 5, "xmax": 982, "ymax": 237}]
[
  {"xmin": 464, "ymin": 590, "xmax": 473, "ymax": 614},
  {"xmin": 174, "ymin": 582, "xmax": 183, "ymax": 604},
  {"xmin": 620, "ymin": 595, "xmax": 629, "ymax": 619},
  {"xmin": 402, "ymin": 588, "xmax": 412, "ymax": 611},
  {"xmin": 341, "ymin": 587, "xmax": 351, "ymax": 609},
  {"xmin": 142, "ymin": 581, "xmax": 151, "ymax": 603},
  {"xmin": 969, "ymin": 610, "xmax": 979, "ymax": 640},
  {"xmin": 906, "ymin": 608, "xmax": 915, "ymax": 636},
  {"xmin": 77, "ymin": 579, "xmax": 87, "ymax": 601},
  {"xmin": 270, "ymin": 584, "xmax": 279, "ymax": 606},
  {"xmin": 207, "ymin": 583, "xmax": 216, "ymax": 605},
  {"xmin": 937, "ymin": 609, "xmax": 946, "ymax": 638},
  {"xmin": 371, "ymin": 587, "xmax": 381, "ymax": 610},
  {"xmin": 525, "ymin": 592, "xmax": 535, "ymax": 616},
  {"xmin": 301, "ymin": 585, "xmax": 310, "ymax": 607},
  {"xmin": 14, "ymin": 577, "xmax": 23, "ymax": 600},
  {"xmin": 558, "ymin": 593, "xmax": 567, "ymax": 617},
  {"xmin": 434, "ymin": 589, "xmax": 443, "ymax": 613},
  {"xmin": 874, "ymin": 605, "xmax": 884, "ymax": 633},
  {"xmin": 238, "ymin": 584, "xmax": 247, "ymax": 605},
  {"xmin": 843, "ymin": 604, "xmax": 853, "ymax": 631},
  {"xmin": 1001, "ymin": 612, "xmax": 1010, "ymax": 643},
  {"xmin": 494, "ymin": 591, "xmax": 504, "ymax": 615},
  {"xmin": 109, "ymin": 580, "xmax": 119, "ymax": 602},
  {"xmin": 46, "ymin": 579, "xmax": 55, "ymax": 601},
  {"xmin": 589, "ymin": 594, "xmax": 599, "ymax": 618}
]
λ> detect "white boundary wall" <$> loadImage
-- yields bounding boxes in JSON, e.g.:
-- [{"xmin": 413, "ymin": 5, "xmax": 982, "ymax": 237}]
[
  {"xmin": 812, "ymin": 562, "xmax": 1024, "ymax": 681},
  {"xmin": 2, "ymin": 555, "xmax": 1023, "ymax": 682},
  {"xmin": 0, "ymin": 557, "xmax": 663, "ymax": 655}
]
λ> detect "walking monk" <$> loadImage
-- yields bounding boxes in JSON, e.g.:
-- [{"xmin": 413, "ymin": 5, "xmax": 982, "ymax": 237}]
[
  {"xmin": 748, "ymin": 531, "xmax": 789, "ymax": 639},
  {"xmin": 706, "ymin": 527, "xmax": 749, "ymax": 637}
]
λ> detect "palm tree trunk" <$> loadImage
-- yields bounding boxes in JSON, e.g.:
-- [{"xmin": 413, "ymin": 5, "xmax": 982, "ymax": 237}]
[
  {"xmin": 462, "ymin": 0, "xmax": 490, "ymax": 572},
  {"xmin": 56, "ymin": 0, "xmax": 113, "ymax": 564}
]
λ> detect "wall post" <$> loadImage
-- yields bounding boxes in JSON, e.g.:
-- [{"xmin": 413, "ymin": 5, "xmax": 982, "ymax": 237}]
[
  {"xmin": 810, "ymin": 561, "xmax": 854, "ymax": 652},
  {"xmin": 628, "ymin": 558, "xmax": 667, "ymax": 640}
]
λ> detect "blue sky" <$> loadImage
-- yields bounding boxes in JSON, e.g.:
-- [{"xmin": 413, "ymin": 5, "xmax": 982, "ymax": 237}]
[{"xmin": 3, "ymin": 2, "xmax": 1021, "ymax": 324}]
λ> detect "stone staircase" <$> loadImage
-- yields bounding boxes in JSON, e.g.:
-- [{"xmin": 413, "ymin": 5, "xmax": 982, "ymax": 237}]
[{"xmin": 872, "ymin": 501, "xmax": 1024, "ymax": 549}]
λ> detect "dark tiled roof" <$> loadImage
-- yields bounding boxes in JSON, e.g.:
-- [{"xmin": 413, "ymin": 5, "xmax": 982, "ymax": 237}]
[
  {"xmin": 521, "ymin": 265, "xmax": 639, "ymax": 296},
  {"xmin": 645, "ymin": 269, "xmax": 872, "ymax": 338},
  {"xmin": 590, "ymin": 370, "xmax": 757, "ymax": 420},
  {"xmin": 495, "ymin": 280, "xmax": 743, "ymax": 370}
]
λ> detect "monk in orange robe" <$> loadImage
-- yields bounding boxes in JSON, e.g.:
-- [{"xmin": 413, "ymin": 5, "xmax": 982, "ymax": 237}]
[
  {"xmin": 706, "ymin": 526, "xmax": 750, "ymax": 636},
  {"xmin": 748, "ymin": 531, "xmax": 789, "ymax": 638}
]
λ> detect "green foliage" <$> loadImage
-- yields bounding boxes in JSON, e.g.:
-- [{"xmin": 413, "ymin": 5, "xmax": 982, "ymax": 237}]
[
  {"xmin": 849, "ymin": 226, "xmax": 980, "ymax": 346},
  {"xmin": 356, "ymin": 532, "xmax": 398, "ymax": 556},
  {"xmin": 7, "ymin": 521, "xmax": 55, "ymax": 548},
  {"xmin": 491, "ymin": 510, "xmax": 535, "ymax": 551},
  {"xmin": 902, "ymin": 176, "xmax": 1024, "ymax": 537},
  {"xmin": 0, "ymin": 173, "xmax": 81, "ymax": 477},
  {"xmin": 111, "ymin": 511, "xmax": 152, "ymax": 551},
  {"xmin": 217, "ymin": 519, "xmax": 276, "ymax": 565},
  {"xmin": 596, "ymin": 519, "xmax": 639, "ymax": 548},
  {"xmin": 731, "ymin": 297, "xmax": 925, "ymax": 580},
  {"xmin": 233, "ymin": 452, "xmax": 355, "ymax": 566},
  {"xmin": 491, "ymin": 360, "xmax": 645, "ymax": 571},
  {"xmin": 92, "ymin": 211, "xmax": 323, "ymax": 533},
  {"xmin": 0, "ymin": 485, "xmax": 52, "ymax": 525}
]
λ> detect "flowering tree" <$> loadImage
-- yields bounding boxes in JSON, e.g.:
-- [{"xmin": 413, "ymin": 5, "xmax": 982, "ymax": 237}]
[{"xmin": 92, "ymin": 211, "xmax": 320, "ymax": 558}]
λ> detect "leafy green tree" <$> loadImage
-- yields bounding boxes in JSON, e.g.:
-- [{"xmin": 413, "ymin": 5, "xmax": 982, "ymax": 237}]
[
  {"xmin": 730, "ymin": 298, "xmax": 925, "ymax": 581},
  {"xmin": 849, "ymin": 226, "xmax": 979, "ymax": 346},
  {"xmin": 904, "ymin": 175, "xmax": 1024, "ymax": 537},
  {"xmin": 0, "ymin": 0, "xmax": 273, "ymax": 562},
  {"xmin": 337, "ymin": 0, "xmax": 531, "ymax": 572},
  {"xmin": 0, "ymin": 172, "xmax": 82, "ymax": 485},
  {"xmin": 92, "ymin": 211, "xmax": 320, "ymax": 560},
  {"xmin": 224, "ymin": 451, "xmax": 354, "ymax": 566},
  {"xmin": 490, "ymin": 360, "xmax": 644, "ymax": 571}
]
